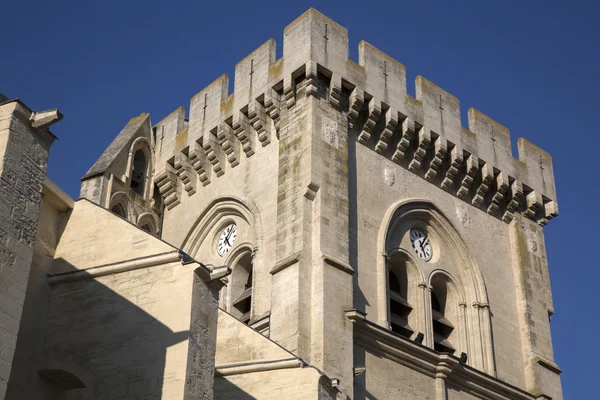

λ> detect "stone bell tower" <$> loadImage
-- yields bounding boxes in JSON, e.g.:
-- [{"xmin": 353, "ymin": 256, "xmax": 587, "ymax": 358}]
[{"xmin": 74, "ymin": 8, "xmax": 562, "ymax": 399}]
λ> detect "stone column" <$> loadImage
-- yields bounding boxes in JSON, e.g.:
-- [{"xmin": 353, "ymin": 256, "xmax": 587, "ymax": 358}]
[
  {"xmin": 421, "ymin": 283, "xmax": 433, "ymax": 348},
  {"xmin": 417, "ymin": 282, "xmax": 430, "ymax": 345},
  {"xmin": 0, "ymin": 97, "xmax": 60, "ymax": 399},
  {"xmin": 457, "ymin": 301, "xmax": 469, "ymax": 361}
]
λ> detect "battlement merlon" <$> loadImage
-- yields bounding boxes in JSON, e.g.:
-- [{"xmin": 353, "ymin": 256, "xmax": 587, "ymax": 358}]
[{"xmin": 150, "ymin": 8, "xmax": 558, "ymax": 222}]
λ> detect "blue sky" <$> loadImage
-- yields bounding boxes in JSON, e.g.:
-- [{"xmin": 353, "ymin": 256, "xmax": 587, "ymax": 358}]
[{"xmin": 2, "ymin": 0, "xmax": 598, "ymax": 397}]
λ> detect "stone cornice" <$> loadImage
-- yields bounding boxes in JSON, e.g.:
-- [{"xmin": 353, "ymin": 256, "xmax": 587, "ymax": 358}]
[
  {"xmin": 346, "ymin": 310, "xmax": 536, "ymax": 400},
  {"xmin": 215, "ymin": 357, "xmax": 303, "ymax": 376},
  {"xmin": 47, "ymin": 250, "xmax": 221, "ymax": 289},
  {"xmin": 145, "ymin": 9, "xmax": 557, "ymax": 227}
]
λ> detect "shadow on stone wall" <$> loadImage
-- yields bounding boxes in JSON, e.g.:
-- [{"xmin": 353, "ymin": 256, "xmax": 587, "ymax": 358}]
[
  {"xmin": 34, "ymin": 260, "xmax": 191, "ymax": 400},
  {"xmin": 214, "ymin": 376, "xmax": 257, "ymax": 400}
]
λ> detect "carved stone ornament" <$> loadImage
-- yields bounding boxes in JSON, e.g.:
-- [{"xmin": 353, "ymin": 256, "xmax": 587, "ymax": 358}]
[
  {"xmin": 384, "ymin": 165, "xmax": 395, "ymax": 186},
  {"xmin": 456, "ymin": 202, "xmax": 469, "ymax": 226},
  {"xmin": 322, "ymin": 117, "xmax": 339, "ymax": 148}
]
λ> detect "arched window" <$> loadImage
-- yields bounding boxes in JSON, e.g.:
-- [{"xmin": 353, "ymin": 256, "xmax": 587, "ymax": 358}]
[
  {"xmin": 388, "ymin": 268, "xmax": 413, "ymax": 339},
  {"xmin": 430, "ymin": 275, "xmax": 458, "ymax": 354},
  {"xmin": 387, "ymin": 251, "xmax": 421, "ymax": 339},
  {"xmin": 230, "ymin": 252, "xmax": 253, "ymax": 325},
  {"xmin": 110, "ymin": 203, "xmax": 127, "ymax": 219},
  {"xmin": 131, "ymin": 149, "xmax": 147, "ymax": 196},
  {"xmin": 141, "ymin": 224, "xmax": 152, "ymax": 233}
]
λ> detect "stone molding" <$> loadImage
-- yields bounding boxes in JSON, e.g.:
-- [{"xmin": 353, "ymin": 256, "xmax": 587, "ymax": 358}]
[
  {"xmin": 46, "ymin": 250, "xmax": 213, "ymax": 285},
  {"xmin": 215, "ymin": 357, "xmax": 302, "ymax": 376},
  {"xmin": 347, "ymin": 311, "xmax": 537, "ymax": 400}
]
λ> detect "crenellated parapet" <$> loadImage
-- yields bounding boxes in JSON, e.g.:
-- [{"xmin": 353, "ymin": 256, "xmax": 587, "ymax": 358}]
[{"xmin": 150, "ymin": 8, "xmax": 557, "ymax": 225}]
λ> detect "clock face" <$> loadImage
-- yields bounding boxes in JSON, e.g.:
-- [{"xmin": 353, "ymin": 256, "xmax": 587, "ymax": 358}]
[
  {"xmin": 410, "ymin": 229, "xmax": 432, "ymax": 262},
  {"xmin": 217, "ymin": 223, "xmax": 237, "ymax": 257}
]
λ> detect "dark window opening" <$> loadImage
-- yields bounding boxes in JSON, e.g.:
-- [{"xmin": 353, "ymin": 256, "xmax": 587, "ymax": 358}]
[
  {"xmin": 110, "ymin": 203, "xmax": 127, "ymax": 219},
  {"xmin": 131, "ymin": 149, "xmax": 147, "ymax": 196},
  {"xmin": 389, "ymin": 269, "xmax": 413, "ymax": 339},
  {"xmin": 233, "ymin": 267, "xmax": 253, "ymax": 325},
  {"xmin": 431, "ymin": 291, "xmax": 455, "ymax": 354}
]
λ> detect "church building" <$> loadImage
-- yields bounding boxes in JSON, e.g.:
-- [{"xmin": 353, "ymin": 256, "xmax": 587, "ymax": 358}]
[{"xmin": 0, "ymin": 9, "xmax": 562, "ymax": 400}]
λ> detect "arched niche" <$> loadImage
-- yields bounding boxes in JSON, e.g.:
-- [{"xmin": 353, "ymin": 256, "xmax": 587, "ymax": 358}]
[
  {"xmin": 182, "ymin": 197, "xmax": 263, "ymax": 323},
  {"xmin": 428, "ymin": 270, "xmax": 466, "ymax": 355},
  {"xmin": 137, "ymin": 212, "xmax": 159, "ymax": 235},
  {"xmin": 181, "ymin": 197, "xmax": 262, "ymax": 263},
  {"xmin": 125, "ymin": 137, "xmax": 153, "ymax": 199},
  {"xmin": 224, "ymin": 244, "xmax": 255, "ymax": 324},
  {"xmin": 376, "ymin": 199, "xmax": 495, "ymax": 374},
  {"xmin": 109, "ymin": 191, "xmax": 130, "ymax": 221},
  {"xmin": 38, "ymin": 353, "xmax": 110, "ymax": 400},
  {"xmin": 386, "ymin": 248, "xmax": 423, "ymax": 340}
]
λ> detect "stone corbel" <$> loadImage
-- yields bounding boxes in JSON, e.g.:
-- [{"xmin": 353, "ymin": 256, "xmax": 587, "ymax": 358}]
[
  {"xmin": 502, "ymin": 180, "xmax": 523, "ymax": 223},
  {"xmin": 305, "ymin": 61, "xmax": 318, "ymax": 98},
  {"xmin": 488, "ymin": 172, "xmax": 509, "ymax": 216},
  {"xmin": 204, "ymin": 128, "xmax": 225, "ymax": 177},
  {"xmin": 408, "ymin": 127, "xmax": 431, "ymax": 173},
  {"xmin": 472, "ymin": 163, "xmax": 493, "ymax": 207},
  {"xmin": 544, "ymin": 200, "xmax": 559, "ymax": 222},
  {"xmin": 232, "ymin": 110, "xmax": 255, "ymax": 157},
  {"xmin": 329, "ymin": 74, "xmax": 342, "ymax": 108},
  {"xmin": 357, "ymin": 97, "xmax": 381, "ymax": 145},
  {"xmin": 189, "ymin": 141, "xmax": 212, "ymax": 186},
  {"xmin": 283, "ymin": 75, "xmax": 295, "ymax": 109},
  {"xmin": 174, "ymin": 153, "xmax": 197, "ymax": 196},
  {"xmin": 425, "ymin": 136, "xmax": 448, "ymax": 181},
  {"xmin": 392, "ymin": 118, "xmax": 416, "ymax": 163},
  {"xmin": 375, "ymin": 107, "xmax": 399, "ymax": 154},
  {"xmin": 441, "ymin": 145, "xmax": 463, "ymax": 191},
  {"xmin": 248, "ymin": 99, "xmax": 270, "ymax": 146},
  {"xmin": 264, "ymin": 88, "xmax": 281, "ymax": 130},
  {"xmin": 348, "ymin": 87, "xmax": 364, "ymax": 123},
  {"xmin": 524, "ymin": 190, "xmax": 542, "ymax": 220},
  {"xmin": 155, "ymin": 164, "xmax": 181, "ymax": 210},
  {"xmin": 457, "ymin": 154, "xmax": 479, "ymax": 200},
  {"xmin": 217, "ymin": 122, "xmax": 240, "ymax": 167}
]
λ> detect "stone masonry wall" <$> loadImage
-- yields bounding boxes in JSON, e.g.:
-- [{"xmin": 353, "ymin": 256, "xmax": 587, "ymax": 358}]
[
  {"xmin": 0, "ymin": 100, "xmax": 55, "ymax": 399},
  {"xmin": 45, "ymin": 260, "xmax": 199, "ymax": 399}
]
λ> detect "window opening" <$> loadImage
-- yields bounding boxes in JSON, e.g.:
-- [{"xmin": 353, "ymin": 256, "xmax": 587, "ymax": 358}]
[
  {"xmin": 431, "ymin": 290, "xmax": 455, "ymax": 353},
  {"xmin": 388, "ymin": 269, "xmax": 413, "ymax": 338},
  {"xmin": 110, "ymin": 203, "xmax": 127, "ymax": 219},
  {"xmin": 131, "ymin": 149, "xmax": 147, "ymax": 196},
  {"xmin": 233, "ymin": 266, "xmax": 252, "ymax": 324}
]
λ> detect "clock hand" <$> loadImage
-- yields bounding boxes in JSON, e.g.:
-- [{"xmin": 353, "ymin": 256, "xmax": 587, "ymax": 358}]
[
  {"xmin": 419, "ymin": 236, "xmax": 428, "ymax": 252},
  {"xmin": 225, "ymin": 227, "xmax": 233, "ymax": 242},
  {"xmin": 224, "ymin": 226, "xmax": 236, "ymax": 247}
]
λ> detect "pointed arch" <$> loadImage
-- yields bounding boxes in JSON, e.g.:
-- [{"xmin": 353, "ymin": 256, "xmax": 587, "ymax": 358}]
[
  {"xmin": 109, "ymin": 191, "xmax": 131, "ymax": 221},
  {"xmin": 428, "ymin": 269, "xmax": 467, "ymax": 355},
  {"xmin": 181, "ymin": 196, "xmax": 264, "ymax": 325},
  {"xmin": 181, "ymin": 196, "xmax": 263, "ymax": 259},
  {"xmin": 137, "ymin": 212, "xmax": 159, "ymax": 235},
  {"xmin": 376, "ymin": 198, "xmax": 495, "ymax": 374},
  {"xmin": 125, "ymin": 137, "xmax": 154, "ymax": 199}
]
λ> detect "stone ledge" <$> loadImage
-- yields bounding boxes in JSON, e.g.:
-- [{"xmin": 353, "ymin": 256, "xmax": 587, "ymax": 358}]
[{"xmin": 347, "ymin": 310, "xmax": 537, "ymax": 400}]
